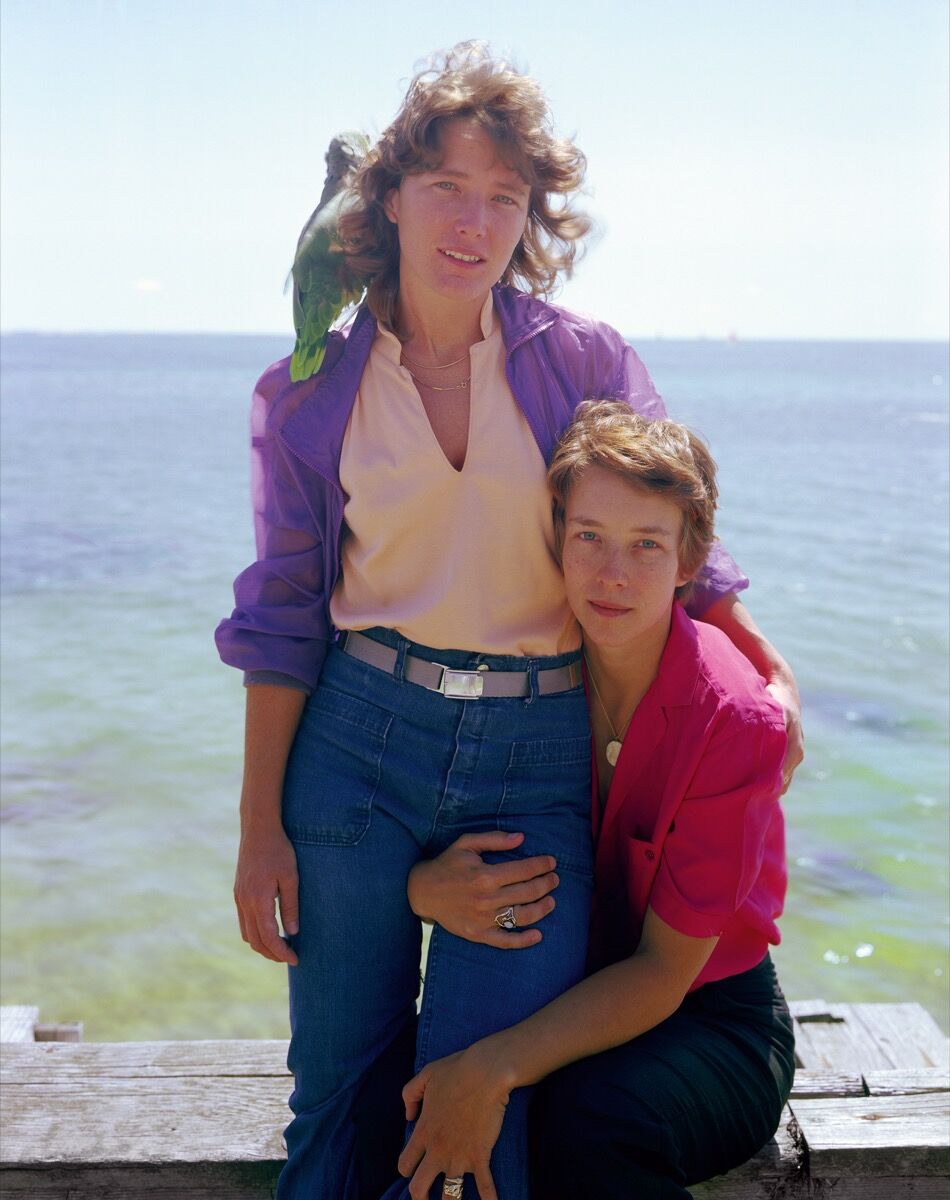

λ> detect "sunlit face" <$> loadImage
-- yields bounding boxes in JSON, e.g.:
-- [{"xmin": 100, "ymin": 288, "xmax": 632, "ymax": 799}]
[
  {"xmin": 383, "ymin": 118, "xmax": 530, "ymax": 308},
  {"xmin": 562, "ymin": 466, "xmax": 691, "ymax": 655}
]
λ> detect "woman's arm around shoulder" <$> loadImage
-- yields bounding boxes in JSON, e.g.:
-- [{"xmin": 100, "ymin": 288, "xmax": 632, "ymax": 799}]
[{"xmin": 699, "ymin": 592, "xmax": 803, "ymax": 791}]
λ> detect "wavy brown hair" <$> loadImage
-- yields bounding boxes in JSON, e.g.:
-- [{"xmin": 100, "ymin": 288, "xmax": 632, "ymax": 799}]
[
  {"xmin": 337, "ymin": 42, "xmax": 591, "ymax": 330},
  {"xmin": 548, "ymin": 401, "xmax": 719, "ymax": 601}
]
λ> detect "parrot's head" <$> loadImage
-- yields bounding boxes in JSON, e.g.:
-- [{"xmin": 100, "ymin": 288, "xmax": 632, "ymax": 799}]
[{"xmin": 325, "ymin": 131, "xmax": 370, "ymax": 182}]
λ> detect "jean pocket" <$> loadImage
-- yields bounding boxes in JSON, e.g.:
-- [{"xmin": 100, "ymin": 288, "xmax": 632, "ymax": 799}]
[
  {"xmin": 499, "ymin": 735, "xmax": 593, "ymax": 877},
  {"xmin": 282, "ymin": 687, "xmax": 392, "ymax": 846}
]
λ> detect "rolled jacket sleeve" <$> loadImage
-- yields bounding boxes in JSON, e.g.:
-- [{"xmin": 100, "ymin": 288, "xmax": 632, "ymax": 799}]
[
  {"xmin": 648, "ymin": 712, "xmax": 787, "ymax": 939},
  {"xmin": 214, "ymin": 366, "xmax": 334, "ymax": 690}
]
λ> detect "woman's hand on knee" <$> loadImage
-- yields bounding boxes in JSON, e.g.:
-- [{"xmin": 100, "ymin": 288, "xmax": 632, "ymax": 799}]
[
  {"xmin": 406, "ymin": 830, "xmax": 558, "ymax": 948},
  {"xmin": 233, "ymin": 824, "xmax": 299, "ymax": 965},
  {"xmin": 399, "ymin": 1049, "xmax": 505, "ymax": 1200}
]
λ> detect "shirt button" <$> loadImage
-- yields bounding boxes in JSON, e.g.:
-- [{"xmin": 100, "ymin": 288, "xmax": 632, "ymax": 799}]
[{"xmin": 645, "ymin": 849, "xmax": 656, "ymax": 861}]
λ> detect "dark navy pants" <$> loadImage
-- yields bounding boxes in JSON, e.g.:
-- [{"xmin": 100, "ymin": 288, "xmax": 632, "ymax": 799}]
[
  {"xmin": 275, "ymin": 630, "xmax": 594, "ymax": 1200},
  {"xmin": 529, "ymin": 954, "xmax": 796, "ymax": 1198}
]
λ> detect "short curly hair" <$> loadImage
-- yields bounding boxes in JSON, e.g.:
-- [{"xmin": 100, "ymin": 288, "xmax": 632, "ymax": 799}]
[
  {"xmin": 548, "ymin": 401, "xmax": 720, "ymax": 600},
  {"xmin": 337, "ymin": 42, "xmax": 591, "ymax": 329}
]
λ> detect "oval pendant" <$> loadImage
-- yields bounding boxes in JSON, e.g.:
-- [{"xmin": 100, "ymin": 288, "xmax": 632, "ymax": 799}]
[{"xmin": 605, "ymin": 739, "xmax": 622, "ymax": 767}]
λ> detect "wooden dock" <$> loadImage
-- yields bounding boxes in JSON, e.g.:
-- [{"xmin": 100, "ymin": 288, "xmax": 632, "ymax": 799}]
[{"xmin": 1, "ymin": 1000, "xmax": 947, "ymax": 1198}]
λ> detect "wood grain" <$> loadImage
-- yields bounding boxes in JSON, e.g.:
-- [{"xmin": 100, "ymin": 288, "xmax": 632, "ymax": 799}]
[
  {"xmin": 0, "ymin": 1039, "xmax": 290, "ymax": 1083},
  {"xmin": 1, "ymin": 1078, "xmax": 289, "ymax": 1165},
  {"xmin": 865, "ymin": 1068, "xmax": 950, "ymax": 1096},
  {"xmin": 790, "ymin": 1091, "xmax": 950, "ymax": 1176},
  {"xmin": 0, "ymin": 1007, "xmax": 38, "ymax": 1044},
  {"xmin": 2, "ymin": 1002, "xmax": 947, "ymax": 1197}
]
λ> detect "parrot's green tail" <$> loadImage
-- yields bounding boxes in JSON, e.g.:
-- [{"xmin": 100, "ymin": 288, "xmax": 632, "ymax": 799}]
[{"xmin": 289, "ymin": 339, "xmax": 327, "ymax": 383}]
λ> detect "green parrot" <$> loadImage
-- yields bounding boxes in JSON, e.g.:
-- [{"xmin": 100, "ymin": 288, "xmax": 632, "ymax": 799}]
[{"xmin": 289, "ymin": 131, "xmax": 370, "ymax": 382}]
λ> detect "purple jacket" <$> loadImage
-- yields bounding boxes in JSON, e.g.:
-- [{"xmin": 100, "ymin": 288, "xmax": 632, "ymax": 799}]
[{"xmin": 215, "ymin": 286, "xmax": 748, "ymax": 689}]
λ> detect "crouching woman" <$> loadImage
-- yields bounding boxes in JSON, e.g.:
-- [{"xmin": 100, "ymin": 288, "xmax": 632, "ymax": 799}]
[{"xmin": 401, "ymin": 401, "xmax": 796, "ymax": 1199}]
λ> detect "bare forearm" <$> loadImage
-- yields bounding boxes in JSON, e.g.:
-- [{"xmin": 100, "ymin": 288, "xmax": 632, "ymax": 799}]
[
  {"xmin": 399, "ymin": 916, "xmax": 717, "ymax": 1183},
  {"xmin": 476, "ymin": 941, "xmax": 710, "ymax": 1093},
  {"xmin": 240, "ymin": 685, "xmax": 306, "ymax": 829}
]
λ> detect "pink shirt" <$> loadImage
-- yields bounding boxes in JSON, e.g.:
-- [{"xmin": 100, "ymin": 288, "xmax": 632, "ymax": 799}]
[
  {"xmin": 329, "ymin": 295, "xmax": 578, "ymax": 656},
  {"xmin": 588, "ymin": 603, "xmax": 787, "ymax": 991}
]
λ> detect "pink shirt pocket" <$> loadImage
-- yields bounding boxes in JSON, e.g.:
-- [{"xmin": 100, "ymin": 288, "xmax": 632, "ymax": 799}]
[{"xmin": 623, "ymin": 836, "xmax": 662, "ymax": 927}]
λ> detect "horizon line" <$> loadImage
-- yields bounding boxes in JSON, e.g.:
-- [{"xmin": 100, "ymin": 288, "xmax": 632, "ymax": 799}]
[{"xmin": 2, "ymin": 328, "xmax": 948, "ymax": 345}]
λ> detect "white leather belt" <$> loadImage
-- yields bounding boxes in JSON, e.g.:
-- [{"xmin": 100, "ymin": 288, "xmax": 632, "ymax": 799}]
[{"xmin": 340, "ymin": 631, "xmax": 582, "ymax": 699}]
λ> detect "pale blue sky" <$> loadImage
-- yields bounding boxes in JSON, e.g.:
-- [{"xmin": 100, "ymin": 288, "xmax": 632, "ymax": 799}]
[{"xmin": 2, "ymin": 0, "xmax": 947, "ymax": 338}]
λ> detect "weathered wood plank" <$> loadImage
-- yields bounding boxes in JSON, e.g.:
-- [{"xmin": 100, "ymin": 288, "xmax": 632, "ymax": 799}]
[
  {"xmin": 791, "ymin": 1092, "xmax": 950, "ymax": 1176},
  {"xmin": 807, "ymin": 1180, "xmax": 950, "ymax": 1198},
  {"xmin": 789, "ymin": 999, "xmax": 832, "ymax": 1021},
  {"xmin": 846, "ymin": 1003, "xmax": 950, "ymax": 1071},
  {"xmin": 791, "ymin": 1001, "xmax": 949, "ymax": 1077},
  {"xmin": 790, "ymin": 1070, "xmax": 867, "ymax": 1098},
  {"xmin": 0, "ymin": 1161, "xmax": 279, "ymax": 1199},
  {"xmin": 791, "ymin": 1002, "xmax": 901, "ymax": 1072},
  {"xmin": 0, "ymin": 1040, "xmax": 290, "ymax": 1082},
  {"xmin": 0, "ymin": 1190, "xmax": 274, "ymax": 1200},
  {"xmin": 0, "ymin": 1190, "xmax": 273, "ymax": 1200},
  {"xmin": 864, "ymin": 1068, "xmax": 950, "ymax": 1096},
  {"xmin": 33, "ymin": 1022, "xmax": 83, "ymax": 1043},
  {"xmin": 0, "ymin": 1006, "xmax": 38, "ymax": 1043},
  {"xmin": 691, "ymin": 1109, "xmax": 808, "ymax": 1197},
  {"xmin": 2, "ymin": 1004, "xmax": 946, "ymax": 1197},
  {"xmin": 18, "ymin": 1172, "xmax": 949, "ymax": 1200},
  {"xmin": 1, "ymin": 1078, "xmax": 290, "ymax": 1165}
]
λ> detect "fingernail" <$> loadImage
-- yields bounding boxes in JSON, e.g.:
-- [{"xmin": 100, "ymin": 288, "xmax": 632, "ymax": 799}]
[{"xmin": 285, "ymin": 921, "xmax": 299, "ymax": 935}]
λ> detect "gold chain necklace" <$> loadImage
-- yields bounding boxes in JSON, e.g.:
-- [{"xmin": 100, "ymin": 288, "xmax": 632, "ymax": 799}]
[
  {"xmin": 406, "ymin": 369, "xmax": 471, "ymax": 392},
  {"xmin": 585, "ymin": 657, "xmax": 635, "ymax": 767},
  {"xmin": 402, "ymin": 350, "xmax": 469, "ymax": 371}
]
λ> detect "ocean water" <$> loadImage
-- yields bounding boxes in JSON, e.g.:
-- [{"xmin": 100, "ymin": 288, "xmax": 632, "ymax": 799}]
[{"xmin": 1, "ymin": 332, "xmax": 947, "ymax": 1040}]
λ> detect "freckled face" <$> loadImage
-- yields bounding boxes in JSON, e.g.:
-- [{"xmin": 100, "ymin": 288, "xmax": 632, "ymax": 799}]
[
  {"xmin": 383, "ymin": 118, "xmax": 530, "ymax": 308},
  {"xmin": 562, "ymin": 466, "xmax": 691, "ymax": 655}
]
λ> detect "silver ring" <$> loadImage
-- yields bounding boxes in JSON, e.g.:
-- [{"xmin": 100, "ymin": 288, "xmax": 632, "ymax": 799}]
[
  {"xmin": 494, "ymin": 905, "xmax": 517, "ymax": 931},
  {"xmin": 443, "ymin": 1177, "xmax": 464, "ymax": 1199}
]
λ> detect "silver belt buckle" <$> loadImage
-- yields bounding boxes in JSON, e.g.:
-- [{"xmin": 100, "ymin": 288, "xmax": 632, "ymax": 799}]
[{"xmin": 439, "ymin": 667, "xmax": 485, "ymax": 699}]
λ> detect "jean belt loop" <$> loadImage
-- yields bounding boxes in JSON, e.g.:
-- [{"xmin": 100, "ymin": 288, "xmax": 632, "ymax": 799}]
[
  {"xmin": 524, "ymin": 661, "xmax": 540, "ymax": 707},
  {"xmin": 393, "ymin": 637, "xmax": 409, "ymax": 684}
]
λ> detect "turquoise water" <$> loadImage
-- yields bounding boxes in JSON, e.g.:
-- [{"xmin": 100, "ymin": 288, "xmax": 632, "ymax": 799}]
[{"xmin": 1, "ymin": 332, "xmax": 947, "ymax": 1039}]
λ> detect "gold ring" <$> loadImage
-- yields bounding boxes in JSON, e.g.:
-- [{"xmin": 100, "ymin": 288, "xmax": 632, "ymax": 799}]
[{"xmin": 494, "ymin": 905, "xmax": 517, "ymax": 931}]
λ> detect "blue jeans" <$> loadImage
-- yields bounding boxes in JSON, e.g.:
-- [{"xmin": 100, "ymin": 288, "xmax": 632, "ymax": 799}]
[{"xmin": 275, "ymin": 630, "xmax": 593, "ymax": 1200}]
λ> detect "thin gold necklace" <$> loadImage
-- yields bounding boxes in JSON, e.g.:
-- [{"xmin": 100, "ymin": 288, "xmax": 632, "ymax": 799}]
[
  {"xmin": 402, "ymin": 350, "xmax": 469, "ymax": 371},
  {"xmin": 406, "ymin": 369, "xmax": 471, "ymax": 392},
  {"xmin": 585, "ymin": 656, "xmax": 635, "ymax": 767}
]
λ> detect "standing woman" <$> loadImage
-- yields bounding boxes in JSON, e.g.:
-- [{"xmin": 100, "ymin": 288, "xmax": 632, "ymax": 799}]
[{"xmin": 215, "ymin": 43, "xmax": 801, "ymax": 1199}]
